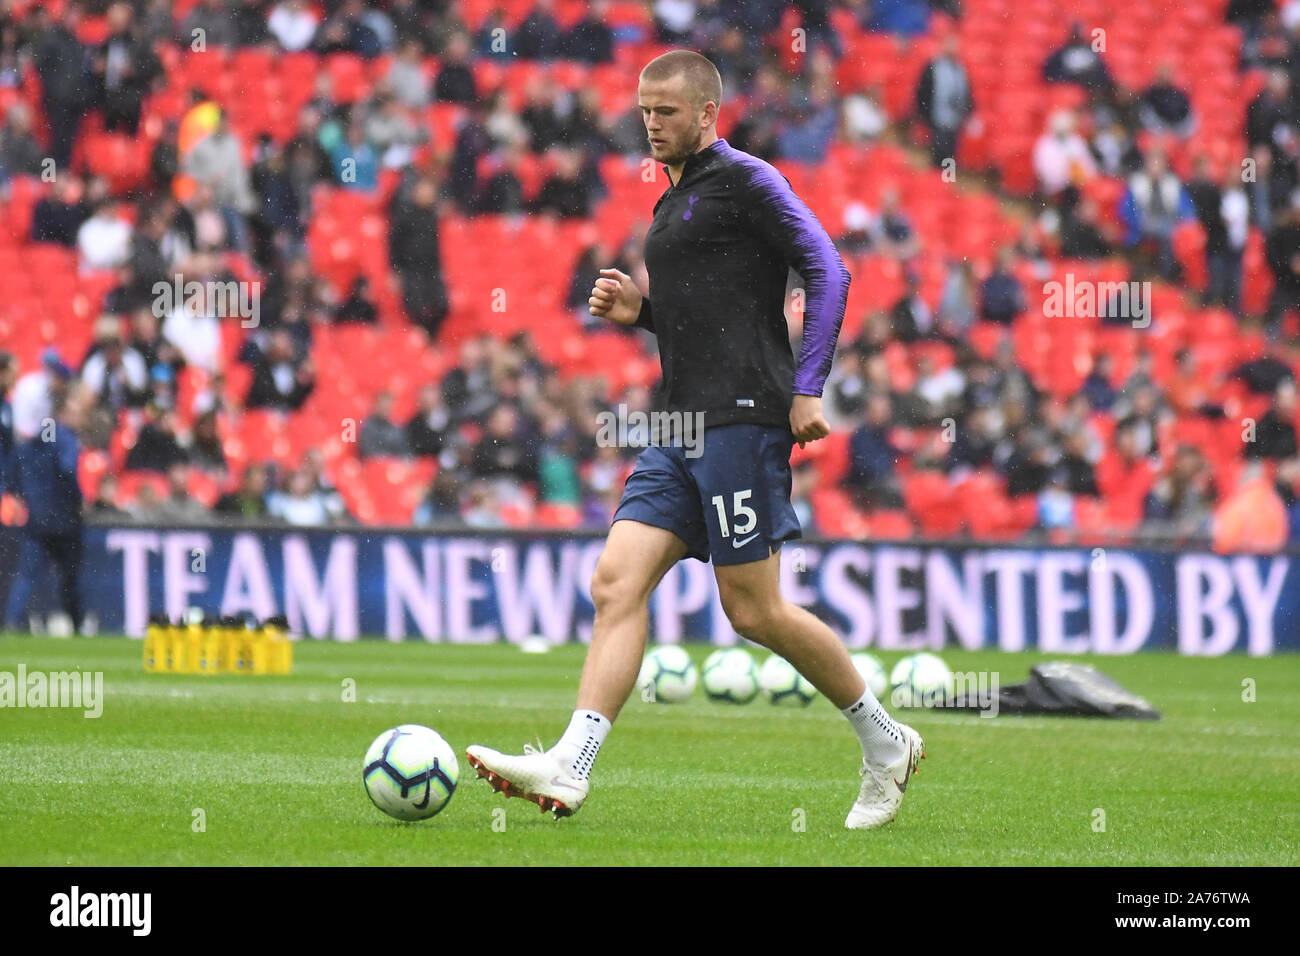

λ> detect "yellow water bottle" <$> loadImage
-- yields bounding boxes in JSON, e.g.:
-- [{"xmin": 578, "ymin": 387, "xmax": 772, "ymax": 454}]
[
  {"xmin": 263, "ymin": 615, "xmax": 293, "ymax": 675},
  {"xmin": 143, "ymin": 614, "xmax": 167, "ymax": 673},
  {"xmin": 183, "ymin": 610, "xmax": 205, "ymax": 674},
  {"xmin": 199, "ymin": 615, "xmax": 222, "ymax": 675}
]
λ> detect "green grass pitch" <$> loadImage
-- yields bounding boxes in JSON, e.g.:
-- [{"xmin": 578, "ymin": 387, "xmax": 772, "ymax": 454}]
[{"xmin": 2, "ymin": 635, "xmax": 1297, "ymax": 866}]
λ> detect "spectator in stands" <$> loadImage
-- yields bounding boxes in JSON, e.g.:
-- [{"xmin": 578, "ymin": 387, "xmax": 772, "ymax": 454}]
[
  {"xmin": 215, "ymin": 463, "xmax": 272, "ymax": 518},
  {"xmin": 89, "ymin": 474, "xmax": 129, "ymax": 520},
  {"xmin": 911, "ymin": 353, "xmax": 965, "ymax": 422},
  {"xmin": 1115, "ymin": 384, "xmax": 1166, "ymax": 459},
  {"xmin": 1097, "ymin": 420, "xmax": 1157, "ymax": 518},
  {"xmin": 945, "ymin": 403, "xmax": 998, "ymax": 476},
  {"xmin": 1212, "ymin": 461, "xmax": 1287, "ymax": 553},
  {"xmin": 1120, "ymin": 149, "xmax": 1196, "ymax": 281},
  {"xmin": 129, "ymin": 482, "xmax": 164, "ymax": 521},
  {"xmin": 1033, "ymin": 110, "xmax": 1096, "ymax": 200},
  {"xmin": 0, "ymin": 351, "xmax": 14, "ymax": 496},
  {"xmin": 562, "ymin": 0, "xmax": 615, "ymax": 63},
  {"xmin": 1002, "ymin": 428, "xmax": 1054, "ymax": 497},
  {"xmin": 31, "ymin": 174, "xmax": 91, "ymax": 247},
  {"xmin": 471, "ymin": 403, "xmax": 538, "ymax": 485},
  {"xmin": 180, "ymin": 0, "xmax": 238, "ymax": 50},
  {"xmin": 159, "ymin": 268, "xmax": 224, "ymax": 373},
  {"xmin": 1079, "ymin": 352, "xmax": 1118, "ymax": 411},
  {"xmin": 780, "ymin": 69, "xmax": 840, "ymax": 162},
  {"xmin": 1043, "ymin": 22, "xmax": 1113, "ymax": 93},
  {"xmin": 531, "ymin": 146, "xmax": 597, "ymax": 218},
  {"xmin": 1187, "ymin": 158, "xmax": 1248, "ymax": 315},
  {"xmin": 0, "ymin": 103, "xmax": 43, "ymax": 179},
  {"xmin": 889, "ymin": 270, "xmax": 934, "ymax": 341},
  {"xmin": 126, "ymin": 406, "xmax": 188, "ymax": 473},
  {"xmin": 82, "ymin": 317, "xmax": 149, "ymax": 415},
  {"xmin": 434, "ymin": 31, "xmax": 477, "ymax": 103},
  {"xmin": 726, "ymin": 64, "xmax": 785, "ymax": 161},
  {"xmin": 1137, "ymin": 61, "xmax": 1196, "ymax": 138},
  {"xmin": 388, "ymin": 174, "xmax": 450, "ymax": 335},
  {"xmin": 842, "ymin": 83, "xmax": 889, "ymax": 145},
  {"xmin": 442, "ymin": 336, "xmax": 499, "ymax": 422},
  {"xmin": 978, "ymin": 248, "xmax": 1026, "ymax": 324},
  {"xmin": 188, "ymin": 410, "xmax": 227, "ymax": 476},
  {"xmin": 1246, "ymin": 70, "xmax": 1295, "ymax": 161},
  {"xmin": 414, "ymin": 471, "xmax": 464, "ymax": 526},
  {"xmin": 92, "ymin": 2, "xmax": 162, "ymax": 136},
  {"xmin": 935, "ymin": 260, "xmax": 978, "ymax": 337},
  {"xmin": 406, "ymin": 384, "xmax": 451, "ymax": 458},
  {"xmin": 364, "ymin": 88, "xmax": 428, "ymax": 168},
  {"xmin": 245, "ymin": 330, "xmax": 315, "ymax": 410},
  {"xmin": 269, "ymin": 466, "xmax": 336, "ymax": 526},
  {"xmin": 314, "ymin": 0, "xmax": 381, "ymax": 58},
  {"xmin": 845, "ymin": 393, "xmax": 903, "ymax": 509},
  {"xmin": 331, "ymin": 117, "xmax": 380, "ymax": 192},
  {"xmin": 1264, "ymin": 193, "xmax": 1300, "ymax": 338},
  {"xmin": 387, "ymin": 38, "xmax": 431, "ymax": 109},
  {"xmin": 536, "ymin": 403, "xmax": 581, "ymax": 506},
  {"xmin": 333, "ymin": 276, "xmax": 378, "ymax": 324},
  {"xmin": 183, "ymin": 111, "xmax": 257, "ymax": 222},
  {"xmin": 78, "ymin": 199, "xmax": 132, "ymax": 273},
  {"xmin": 268, "ymin": 0, "xmax": 319, "ymax": 52},
  {"xmin": 836, "ymin": 202, "xmax": 875, "ymax": 255},
  {"xmin": 790, "ymin": 460, "xmax": 820, "ymax": 535},
  {"xmin": 153, "ymin": 463, "xmax": 211, "ymax": 524},
  {"xmin": 823, "ymin": 347, "xmax": 870, "ymax": 428},
  {"xmin": 1246, "ymin": 378, "xmax": 1299, "ymax": 459},
  {"xmin": 876, "ymin": 186, "xmax": 921, "ymax": 259},
  {"xmin": 359, "ymin": 391, "xmax": 409, "ymax": 459},
  {"xmin": 1145, "ymin": 444, "xmax": 1215, "ymax": 536},
  {"xmin": 1037, "ymin": 470, "xmax": 1076, "ymax": 531},
  {"xmin": 1058, "ymin": 186, "xmax": 1113, "ymax": 259},
  {"xmin": 1057, "ymin": 428, "xmax": 1099, "ymax": 496},
  {"xmin": 991, "ymin": 338, "xmax": 1038, "ymax": 410},
  {"xmin": 31, "ymin": 4, "xmax": 89, "ymax": 168},
  {"xmin": 513, "ymin": 0, "xmax": 563, "ymax": 59},
  {"xmin": 914, "ymin": 30, "xmax": 972, "ymax": 168},
  {"xmin": 1090, "ymin": 115, "xmax": 1144, "ymax": 179}
]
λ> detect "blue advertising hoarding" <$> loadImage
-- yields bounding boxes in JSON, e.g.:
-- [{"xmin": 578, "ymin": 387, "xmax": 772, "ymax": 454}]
[{"xmin": 2, "ymin": 525, "xmax": 1291, "ymax": 655}]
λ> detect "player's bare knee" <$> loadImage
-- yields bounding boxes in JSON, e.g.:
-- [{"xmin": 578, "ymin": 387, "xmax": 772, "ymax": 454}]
[
  {"xmin": 590, "ymin": 559, "xmax": 642, "ymax": 616},
  {"xmin": 720, "ymin": 594, "xmax": 782, "ymax": 644}
]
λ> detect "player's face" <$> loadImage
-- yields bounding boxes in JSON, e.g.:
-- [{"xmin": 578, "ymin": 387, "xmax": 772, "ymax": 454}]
[{"xmin": 638, "ymin": 76, "xmax": 706, "ymax": 168}]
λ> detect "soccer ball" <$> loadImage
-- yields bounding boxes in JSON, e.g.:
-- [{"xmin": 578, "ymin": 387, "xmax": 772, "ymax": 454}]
[
  {"xmin": 850, "ymin": 652, "xmax": 889, "ymax": 699},
  {"xmin": 701, "ymin": 648, "xmax": 760, "ymax": 703},
  {"xmin": 758, "ymin": 654, "xmax": 818, "ymax": 706},
  {"xmin": 889, "ymin": 652, "xmax": 954, "ymax": 708},
  {"xmin": 363, "ymin": 724, "xmax": 459, "ymax": 821},
  {"xmin": 637, "ymin": 645, "xmax": 697, "ymax": 703}
]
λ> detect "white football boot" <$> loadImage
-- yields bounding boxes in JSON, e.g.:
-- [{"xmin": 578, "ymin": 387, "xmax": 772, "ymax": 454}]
[
  {"xmin": 844, "ymin": 723, "xmax": 925, "ymax": 830},
  {"xmin": 465, "ymin": 743, "xmax": 589, "ymax": 817}
]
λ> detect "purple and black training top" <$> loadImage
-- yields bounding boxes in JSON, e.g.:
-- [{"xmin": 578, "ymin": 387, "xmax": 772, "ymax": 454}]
[{"xmin": 633, "ymin": 138, "xmax": 851, "ymax": 432}]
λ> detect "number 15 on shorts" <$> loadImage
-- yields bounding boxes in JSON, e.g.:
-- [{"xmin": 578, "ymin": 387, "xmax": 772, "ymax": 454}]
[{"xmin": 711, "ymin": 490, "xmax": 757, "ymax": 539}]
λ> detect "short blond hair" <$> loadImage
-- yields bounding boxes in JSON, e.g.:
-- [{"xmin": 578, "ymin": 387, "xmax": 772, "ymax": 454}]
[{"xmin": 640, "ymin": 50, "xmax": 723, "ymax": 112}]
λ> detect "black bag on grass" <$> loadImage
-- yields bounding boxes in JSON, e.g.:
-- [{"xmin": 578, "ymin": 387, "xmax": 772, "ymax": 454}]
[{"xmin": 937, "ymin": 660, "xmax": 1161, "ymax": 719}]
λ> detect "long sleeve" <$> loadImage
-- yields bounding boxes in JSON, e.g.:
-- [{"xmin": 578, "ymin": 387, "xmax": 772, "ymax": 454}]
[
  {"xmin": 634, "ymin": 296, "xmax": 655, "ymax": 332},
  {"xmin": 738, "ymin": 163, "xmax": 851, "ymax": 397}
]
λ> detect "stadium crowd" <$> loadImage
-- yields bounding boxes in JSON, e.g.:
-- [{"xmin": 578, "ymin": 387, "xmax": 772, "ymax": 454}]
[{"xmin": 0, "ymin": 0, "xmax": 1299, "ymax": 551}]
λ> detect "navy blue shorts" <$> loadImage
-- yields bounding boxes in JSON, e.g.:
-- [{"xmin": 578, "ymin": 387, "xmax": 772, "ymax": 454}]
[{"xmin": 612, "ymin": 423, "xmax": 802, "ymax": 566}]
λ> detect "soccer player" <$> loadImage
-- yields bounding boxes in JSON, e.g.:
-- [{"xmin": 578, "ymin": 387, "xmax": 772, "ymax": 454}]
[{"xmin": 467, "ymin": 51, "xmax": 924, "ymax": 829}]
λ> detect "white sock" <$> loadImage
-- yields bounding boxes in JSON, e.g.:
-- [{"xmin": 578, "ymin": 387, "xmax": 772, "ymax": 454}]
[
  {"xmin": 549, "ymin": 710, "xmax": 611, "ymax": 781},
  {"xmin": 842, "ymin": 688, "xmax": 906, "ymax": 765}
]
